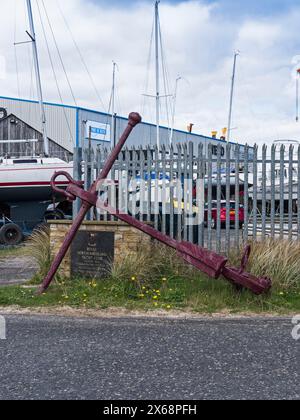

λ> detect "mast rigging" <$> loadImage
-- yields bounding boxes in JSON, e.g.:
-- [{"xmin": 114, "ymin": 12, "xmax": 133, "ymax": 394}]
[
  {"xmin": 26, "ymin": 0, "xmax": 49, "ymax": 157},
  {"xmin": 227, "ymin": 50, "xmax": 240, "ymax": 143}
]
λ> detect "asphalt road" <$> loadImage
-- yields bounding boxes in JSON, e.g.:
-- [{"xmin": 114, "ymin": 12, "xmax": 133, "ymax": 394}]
[{"xmin": 0, "ymin": 315, "xmax": 299, "ymax": 400}]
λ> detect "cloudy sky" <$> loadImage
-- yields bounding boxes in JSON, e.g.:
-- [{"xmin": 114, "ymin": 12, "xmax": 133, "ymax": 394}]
[{"xmin": 1, "ymin": 0, "xmax": 300, "ymax": 145}]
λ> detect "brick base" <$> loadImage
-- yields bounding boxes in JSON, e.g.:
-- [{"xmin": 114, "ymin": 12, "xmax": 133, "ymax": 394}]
[{"xmin": 49, "ymin": 221, "xmax": 152, "ymax": 278}]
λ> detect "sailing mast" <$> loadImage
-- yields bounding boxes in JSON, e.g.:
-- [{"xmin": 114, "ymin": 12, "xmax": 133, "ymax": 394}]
[
  {"xmin": 227, "ymin": 50, "xmax": 239, "ymax": 143},
  {"xmin": 26, "ymin": 0, "xmax": 49, "ymax": 156},
  {"xmin": 111, "ymin": 61, "xmax": 117, "ymax": 147},
  {"xmin": 296, "ymin": 68, "xmax": 300, "ymax": 122},
  {"xmin": 143, "ymin": 1, "xmax": 171, "ymax": 149},
  {"xmin": 155, "ymin": 0, "xmax": 160, "ymax": 150},
  {"xmin": 169, "ymin": 76, "xmax": 182, "ymax": 145}
]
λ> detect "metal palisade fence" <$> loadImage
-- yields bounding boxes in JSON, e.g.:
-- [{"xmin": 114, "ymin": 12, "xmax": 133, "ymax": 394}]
[{"xmin": 73, "ymin": 141, "xmax": 300, "ymax": 255}]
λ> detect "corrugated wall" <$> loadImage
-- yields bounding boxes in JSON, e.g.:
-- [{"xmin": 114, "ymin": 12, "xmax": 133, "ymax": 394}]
[
  {"xmin": 0, "ymin": 97, "xmax": 77, "ymax": 153},
  {"xmin": 0, "ymin": 97, "xmax": 247, "ymax": 159},
  {"xmin": 78, "ymin": 108, "xmax": 235, "ymax": 157}
]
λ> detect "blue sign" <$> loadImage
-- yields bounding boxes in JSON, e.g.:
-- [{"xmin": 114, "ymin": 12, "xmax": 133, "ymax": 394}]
[
  {"xmin": 91, "ymin": 127, "xmax": 107, "ymax": 136},
  {"xmin": 86, "ymin": 121, "xmax": 111, "ymax": 143}
]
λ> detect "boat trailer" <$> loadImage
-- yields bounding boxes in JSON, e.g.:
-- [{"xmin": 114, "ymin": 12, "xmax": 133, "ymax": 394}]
[{"xmin": 39, "ymin": 112, "xmax": 272, "ymax": 295}]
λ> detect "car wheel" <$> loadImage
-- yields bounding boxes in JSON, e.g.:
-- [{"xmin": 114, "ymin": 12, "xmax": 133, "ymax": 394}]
[
  {"xmin": 0, "ymin": 224, "xmax": 23, "ymax": 246},
  {"xmin": 44, "ymin": 209, "xmax": 65, "ymax": 221}
]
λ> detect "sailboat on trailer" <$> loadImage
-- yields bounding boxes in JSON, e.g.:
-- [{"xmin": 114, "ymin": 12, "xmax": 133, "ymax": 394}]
[{"xmin": 0, "ymin": 0, "xmax": 72, "ymax": 244}]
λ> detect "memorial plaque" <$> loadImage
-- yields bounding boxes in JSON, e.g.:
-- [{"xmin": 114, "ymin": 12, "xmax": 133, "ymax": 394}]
[{"xmin": 71, "ymin": 231, "xmax": 115, "ymax": 279}]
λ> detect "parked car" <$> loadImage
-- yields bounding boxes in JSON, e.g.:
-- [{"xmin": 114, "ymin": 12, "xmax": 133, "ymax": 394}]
[{"xmin": 204, "ymin": 201, "xmax": 244, "ymax": 229}]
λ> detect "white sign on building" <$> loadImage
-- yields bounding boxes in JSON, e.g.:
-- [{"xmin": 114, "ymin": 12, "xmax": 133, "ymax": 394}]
[{"xmin": 85, "ymin": 121, "xmax": 111, "ymax": 143}]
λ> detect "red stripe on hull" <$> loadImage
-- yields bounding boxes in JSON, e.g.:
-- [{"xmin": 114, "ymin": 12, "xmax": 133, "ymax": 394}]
[
  {"xmin": 0, "ymin": 182, "xmax": 69, "ymax": 187},
  {"xmin": 0, "ymin": 167, "xmax": 72, "ymax": 172}
]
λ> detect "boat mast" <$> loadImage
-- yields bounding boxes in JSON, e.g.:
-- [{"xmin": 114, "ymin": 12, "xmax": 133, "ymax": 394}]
[
  {"xmin": 227, "ymin": 51, "xmax": 239, "ymax": 143},
  {"xmin": 296, "ymin": 68, "xmax": 300, "ymax": 122},
  {"xmin": 143, "ymin": 1, "xmax": 171, "ymax": 148},
  {"xmin": 111, "ymin": 61, "xmax": 117, "ymax": 147},
  {"xmin": 155, "ymin": 0, "xmax": 160, "ymax": 150},
  {"xmin": 169, "ymin": 76, "xmax": 181, "ymax": 145},
  {"xmin": 26, "ymin": 0, "xmax": 49, "ymax": 157}
]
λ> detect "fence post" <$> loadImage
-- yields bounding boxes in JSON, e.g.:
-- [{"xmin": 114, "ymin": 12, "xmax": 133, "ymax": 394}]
[
  {"xmin": 73, "ymin": 147, "xmax": 82, "ymax": 219},
  {"xmin": 234, "ymin": 144, "xmax": 240, "ymax": 250},
  {"xmin": 298, "ymin": 145, "xmax": 300, "ymax": 240},
  {"xmin": 182, "ymin": 143, "xmax": 188, "ymax": 242},
  {"xmin": 207, "ymin": 144, "xmax": 213, "ymax": 251},
  {"xmin": 176, "ymin": 144, "xmax": 183, "ymax": 241},
  {"xmin": 161, "ymin": 145, "xmax": 167, "ymax": 236},
  {"xmin": 139, "ymin": 146, "xmax": 146, "ymax": 223},
  {"xmin": 288, "ymin": 145, "xmax": 294, "ymax": 241},
  {"xmin": 169, "ymin": 145, "xmax": 175, "ymax": 240},
  {"xmin": 261, "ymin": 144, "xmax": 267, "ymax": 239},
  {"xmin": 252, "ymin": 145, "xmax": 258, "ymax": 242},
  {"xmin": 154, "ymin": 146, "xmax": 160, "ymax": 231},
  {"xmin": 188, "ymin": 142, "xmax": 194, "ymax": 243},
  {"xmin": 216, "ymin": 143, "xmax": 222, "ymax": 254},
  {"xmin": 271, "ymin": 143, "xmax": 276, "ymax": 239},
  {"xmin": 197, "ymin": 143, "xmax": 205, "ymax": 248},
  {"xmin": 280, "ymin": 145, "xmax": 285, "ymax": 239},
  {"xmin": 225, "ymin": 143, "xmax": 231, "ymax": 254},
  {"xmin": 243, "ymin": 144, "xmax": 249, "ymax": 244}
]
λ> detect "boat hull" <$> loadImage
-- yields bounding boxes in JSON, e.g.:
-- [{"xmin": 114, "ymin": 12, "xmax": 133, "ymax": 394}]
[
  {"xmin": 249, "ymin": 182, "xmax": 299, "ymax": 201},
  {"xmin": 0, "ymin": 163, "xmax": 73, "ymax": 204},
  {"xmin": 0, "ymin": 184, "xmax": 60, "ymax": 202}
]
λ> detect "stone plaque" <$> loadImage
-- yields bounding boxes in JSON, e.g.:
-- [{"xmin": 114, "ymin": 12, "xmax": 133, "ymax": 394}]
[{"xmin": 71, "ymin": 231, "xmax": 115, "ymax": 279}]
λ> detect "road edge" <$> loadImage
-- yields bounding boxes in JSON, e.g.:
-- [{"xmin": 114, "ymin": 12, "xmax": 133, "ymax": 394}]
[{"xmin": 0, "ymin": 305, "xmax": 296, "ymax": 321}]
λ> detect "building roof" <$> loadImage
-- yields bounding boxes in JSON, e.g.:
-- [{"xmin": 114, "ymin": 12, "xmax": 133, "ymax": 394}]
[{"xmin": 0, "ymin": 95, "xmax": 239, "ymax": 146}]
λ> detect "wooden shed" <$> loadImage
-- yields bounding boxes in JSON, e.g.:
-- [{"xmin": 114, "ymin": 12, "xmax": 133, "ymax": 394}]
[{"xmin": 0, "ymin": 111, "xmax": 72, "ymax": 161}]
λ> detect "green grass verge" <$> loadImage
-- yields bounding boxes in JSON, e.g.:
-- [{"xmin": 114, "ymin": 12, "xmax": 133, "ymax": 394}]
[
  {"xmin": 1, "ymin": 232, "xmax": 300, "ymax": 315},
  {"xmin": 0, "ymin": 275, "xmax": 299, "ymax": 315}
]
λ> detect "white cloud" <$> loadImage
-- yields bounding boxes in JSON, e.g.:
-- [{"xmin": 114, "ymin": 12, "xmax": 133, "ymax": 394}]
[
  {"xmin": 0, "ymin": 55, "xmax": 6, "ymax": 80},
  {"xmin": 0, "ymin": 0, "xmax": 300, "ymax": 145},
  {"xmin": 238, "ymin": 21, "xmax": 281, "ymax": 50}
]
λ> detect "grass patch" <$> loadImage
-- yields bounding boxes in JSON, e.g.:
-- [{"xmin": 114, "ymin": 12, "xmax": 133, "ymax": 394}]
[
  {"xmin": 0, "ymin": 275, "xmax": 299, "ymax": 315},
  {"xmin": 0, "ymin": 235, "xmax": 299, "ymax": 315},
  {"xmin": 26, "ymin": 227, "xmax": 52, "ymax": 284},
  {"xmin": 230, "ymin": 239, "xmax": 300, "ymax": 291}
]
